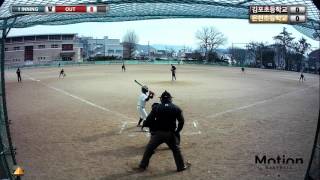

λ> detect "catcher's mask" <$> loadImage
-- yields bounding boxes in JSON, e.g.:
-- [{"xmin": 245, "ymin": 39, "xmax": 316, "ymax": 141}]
[{"xmin": 141, "ymin": 85, "xmax": 149, "ymax": 93}]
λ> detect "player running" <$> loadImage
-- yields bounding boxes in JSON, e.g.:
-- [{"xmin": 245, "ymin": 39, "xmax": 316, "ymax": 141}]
[
  {"xmin": 171, "ymin": 64, "xmax": 176, "ymax": 81},
  {"xmin": 299, "ymin": 73, "xmax": 306, "ymax": 82},
  {"xmin": 137, "ymin": 85, "xmax": 154, "ymax": 128},
  {"xmin": 59, "ymin": 69, "xmax": 66, "ymax": 78}
]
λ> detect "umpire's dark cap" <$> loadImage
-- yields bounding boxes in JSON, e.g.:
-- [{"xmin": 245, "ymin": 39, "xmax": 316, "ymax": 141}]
[{"xmin": 159, "ymin": 90, "xmax": 173, "ymax": 99}]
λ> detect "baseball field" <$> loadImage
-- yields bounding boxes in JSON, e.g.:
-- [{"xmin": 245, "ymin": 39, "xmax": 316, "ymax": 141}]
[{"xmin": 5, "ymin": 64, "xmax": 319, "ymax": 180}]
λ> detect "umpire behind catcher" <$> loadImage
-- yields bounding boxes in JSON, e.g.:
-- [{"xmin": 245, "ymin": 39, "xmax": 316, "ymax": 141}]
[{"xmin": 137, "ymin": 90, "xmax": 191, "ymax": 172}]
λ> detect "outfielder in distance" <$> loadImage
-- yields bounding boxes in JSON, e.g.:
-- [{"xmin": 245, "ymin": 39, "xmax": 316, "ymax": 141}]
[
  {"xmin": 299, "ymin": 72, "xmax": 306, "ymax": 82},
  {"xmin": 171, "ymin": 64, "xmax": 177, "ymax": 81},
  {"xmin": 59, "ymin": 69, "xmax": 66, "ymax": 78},
  {"xmin": 137, "ymin": 84, "xmax": 155, "ymax": 128},
  {"xmin": 122, "ymin": 62, "xmax": 126, "ymax": 72},
  {"xmin": 16, "ymin": 68, "xmax": 22, "ymax": 82}
]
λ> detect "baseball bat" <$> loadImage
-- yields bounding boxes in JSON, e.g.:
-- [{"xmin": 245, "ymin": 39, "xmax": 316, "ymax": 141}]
[
  {"xmin": 134, "ymin": 80, "xmax": 143, "ymax": 87},
  {"xmin": 135, "ymin": 80, "xmax": 155, "ymax": 97}
]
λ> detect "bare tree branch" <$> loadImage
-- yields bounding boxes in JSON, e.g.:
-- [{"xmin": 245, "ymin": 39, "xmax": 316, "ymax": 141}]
[
  {"xmin": 122, "ymin": 30, "xmax": 139, "ymax": 59},
  {"xmin": 196, "ymin": 26, "xmax": 226, "ymax": 61}
]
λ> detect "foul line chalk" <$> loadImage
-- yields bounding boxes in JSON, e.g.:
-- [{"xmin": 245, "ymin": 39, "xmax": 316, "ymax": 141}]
[
  {"xmin": 46, "ymin": 84, "xmax": 133, "ymax": 121},
  {"xmin": 119, "ymin": 122, "xmax": 128, "ymax": 134},
  {"xmin": 25, "ymin": 75, "xmax": 38, "ymax": 81},
  {"xmin": 207, "ymin": 85, "xmax": 318, "ymax": 119},
  {"xmin": 25, "ymin": 74, "xmax": 135, "ymax": 122}
]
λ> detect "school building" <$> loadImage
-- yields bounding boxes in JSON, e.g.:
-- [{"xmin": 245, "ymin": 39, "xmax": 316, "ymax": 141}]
[{"xmin": 4, "ymin": 33, "xmax": 83, "ymax": 67}]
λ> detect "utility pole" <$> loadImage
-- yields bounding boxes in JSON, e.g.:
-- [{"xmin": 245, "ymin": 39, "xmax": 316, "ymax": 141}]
[
  {"xmin": 148, "ymin": 41, "xmax": 150, "ymax": 59},
  {"xmin": 260, "ymin": 46, "xmax": 263, "ymax": 68},
  {"xmin": 232, "ymin": 42, "xmax": 234, "ymax": 65}
]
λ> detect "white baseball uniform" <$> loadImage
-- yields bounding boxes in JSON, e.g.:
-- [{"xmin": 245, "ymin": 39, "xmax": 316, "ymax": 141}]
[{"xmin": 137, "ymin": 93, "xmax": 148, "ymax": 120}]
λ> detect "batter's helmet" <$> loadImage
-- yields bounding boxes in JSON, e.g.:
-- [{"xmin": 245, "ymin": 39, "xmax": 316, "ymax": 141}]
[{"xmin": 141, "ymin": 85, "xmax": 149, "ymax": 93}]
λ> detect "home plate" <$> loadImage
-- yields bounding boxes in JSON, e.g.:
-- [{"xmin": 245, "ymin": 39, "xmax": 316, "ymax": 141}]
[{"xmin": 119, "ymin": 120, "xmax": 201, "ymax": 137}]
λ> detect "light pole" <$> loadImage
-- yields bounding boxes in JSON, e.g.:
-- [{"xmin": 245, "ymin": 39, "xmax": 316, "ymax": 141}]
[
  {"xmin": 232, "ymin": 42, "xmax": 250, "ymax": 67},
  {"xmin": 148, "ymin": 41, "xmax": 150, "ymax": 60}
]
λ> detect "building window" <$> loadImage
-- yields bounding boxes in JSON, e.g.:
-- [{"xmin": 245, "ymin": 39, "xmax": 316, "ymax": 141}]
[
  {"xmin": 62, "ymin": 44, "xmax": 73, "ymax": 51},
  {"xmin": 116, "ymin": 50, "xmax": 122, "ymax": 53},
  {"xmin": 4, "ymin": 48, "xmax": 8, "ymax": 51},
  {"xmin": 12, "ymin": 37, "xmax": 23, "ymax": 43},
  {"xmin": 36, "ymin": 35, "xmax": 48, "ymax": 41},
  {"xmin": 24, "ymin": 36, "xmax": 35, "ymax": 41},
  {"xmin": 62, "ymin": 35, "xmax": 74, "ymax": 40},
  {"xmin": 38, "ymin": 45, "xmax": 45, "ymax": 49},
  {"xmin": 38, "ymin": 57, "xmax": 46, "ymax": 60},
  {"xmin": 14, "ymin": 47, "xmax": 20, "ymax": 51},
  {"xmin": 62, "ymin": 56, "xmax": 73, "ymax": 61},
  {"xmin": 108, "ymin": 50, "xmax": 114, "ymax": 54},
  {"xmin": 49, "ymin": 35, "xmax": 61, "ymax": 40},
  {"xmin": 51, "ymin": 44, "xmax": 59, "ymax": 48},
  {"xmin": 5, "ymin": 38, "xmax": 11, "ymax": 43}
]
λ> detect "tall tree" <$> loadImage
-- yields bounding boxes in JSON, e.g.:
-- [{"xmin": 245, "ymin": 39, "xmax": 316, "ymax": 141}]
[
  {"xmin": 122, "ymin": 30, "xmax": 139, "ymax": 59},
  {"xmin": 273, "ymin": 27, "xmax": 295, "ymax": 70},
  {"xmin": 196, "ymin": 26, "xmax": 226, "ymax": 61},
  {"xmin": 293, "ymin": 37, "xmax": 311, "ymax": 71},
  {"xmin": 246, "ymin": 41, "xmax": 268, "ymax": 67},
  {"xmin": 167, "ymin": 48, "xmax": 175, "ymax": 58}
]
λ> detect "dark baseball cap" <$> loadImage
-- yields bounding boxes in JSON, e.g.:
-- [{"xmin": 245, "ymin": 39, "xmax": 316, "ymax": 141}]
[{"xmin": 159, "ymin": 90, "xmax": 173, "ymax": 99}]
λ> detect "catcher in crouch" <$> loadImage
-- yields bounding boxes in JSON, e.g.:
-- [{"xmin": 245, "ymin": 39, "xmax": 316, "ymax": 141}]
[{"xmin": 137, "ymin": 85, "xmax": 155, "ymax": 128}]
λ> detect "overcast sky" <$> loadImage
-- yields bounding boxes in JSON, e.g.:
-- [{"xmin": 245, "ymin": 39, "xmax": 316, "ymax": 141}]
[{"xmin": 8, "ymin": 18, "xmax": 320, "ymax": 50}]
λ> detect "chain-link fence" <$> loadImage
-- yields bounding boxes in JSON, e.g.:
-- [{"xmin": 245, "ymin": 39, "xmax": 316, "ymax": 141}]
[{"xmin": 0, "ymin": 37, "xmax": 16, "ymax": 180}]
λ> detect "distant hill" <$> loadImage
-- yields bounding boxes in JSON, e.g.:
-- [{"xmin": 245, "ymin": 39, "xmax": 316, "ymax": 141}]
[
  {"xmin": 136, "ymin": 44, "xmax": 156, "ymax": 52},
  {"xmin": 216, "ymin": 48, "xmax": 229, "ymax": 54},
  {"xmin": 138, "ymin": 44, "xmax": 228, "ymax": 54},
  {"xmin": 151, "ymin": 44, "xmax": 186, "ymax": 51}
]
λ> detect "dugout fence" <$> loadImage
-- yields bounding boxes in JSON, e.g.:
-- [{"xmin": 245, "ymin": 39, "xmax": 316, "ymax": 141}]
[{"xmin": 0, "ymin": 25, "xmax": 16, "ymax": 179}]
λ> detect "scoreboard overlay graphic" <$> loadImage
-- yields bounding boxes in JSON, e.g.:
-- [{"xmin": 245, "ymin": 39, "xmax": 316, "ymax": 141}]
[
  {"xmin": 10, "ymin": 4, "xmax": 307, "ymax": 24},
  {"xmin": 10, "ymin": 4, "xmax": 109, "ymax": 14},
  {"xmin": 249, "ymin": 5, "xmax": 307, "ymax": 24}
]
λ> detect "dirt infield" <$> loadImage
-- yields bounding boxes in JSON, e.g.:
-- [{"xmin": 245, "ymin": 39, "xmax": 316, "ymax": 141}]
[{"xmin": 5, "ymin": 64, "xmax": 319, "ymax": 180}]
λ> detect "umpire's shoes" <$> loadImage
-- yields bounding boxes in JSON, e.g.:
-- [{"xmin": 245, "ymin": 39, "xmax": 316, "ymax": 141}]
[{"xmin": 177, "ymin": 162, "xmax": 191, "ymax": 172}]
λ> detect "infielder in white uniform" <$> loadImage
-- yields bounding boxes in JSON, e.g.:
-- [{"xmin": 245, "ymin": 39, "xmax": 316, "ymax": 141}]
[{"xmin": 137, "ymin": 85, "xmax": 154, "ymax": 128}]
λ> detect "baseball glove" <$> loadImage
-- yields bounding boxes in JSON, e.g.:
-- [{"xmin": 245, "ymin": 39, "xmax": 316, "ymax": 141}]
[{"xmin": 148, "ymin": 91, "xmax": 155, "ymax": 99}]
